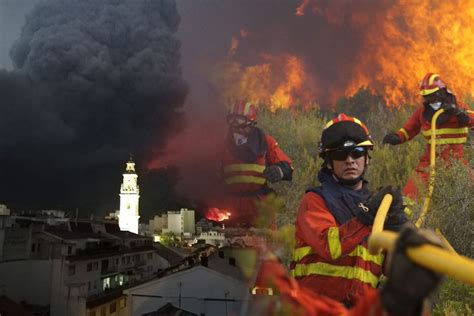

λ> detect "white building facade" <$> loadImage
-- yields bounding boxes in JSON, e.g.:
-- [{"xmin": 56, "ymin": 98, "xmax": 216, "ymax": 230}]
[
  {"xmin": 164, "ymin": 208, "xmax": 195, "ymax": 236},
  {"xmin": 118, "ymin": 159, "xmax": 140, "ymax": 234}
]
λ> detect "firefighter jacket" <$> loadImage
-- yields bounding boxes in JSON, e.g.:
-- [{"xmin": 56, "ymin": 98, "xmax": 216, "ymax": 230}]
[
  {"xmin": 222, "ymin": 127, "xmax": 293, "ymax": 195},
  {"xmin": 290, "ymin": 170, "xmax": 384, "ymax": 305},
  {"xmin": 395, "ymin": 102, "xmax": 474, "ymax": 200},
  {"xmin": 395, "ymin": 102, "xmax": 474, "ymax": 166},
  {"xmin": 254, "ymin": 259, "xmax": 387, "ymax": 316},
  {"xmin": 221, "ymin": 127, "xmax": 292, "ymax": 226}
]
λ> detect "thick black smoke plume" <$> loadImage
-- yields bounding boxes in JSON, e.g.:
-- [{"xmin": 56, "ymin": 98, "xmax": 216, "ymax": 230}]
[{"xmin": 0, "ymin": 0, "xmax": 188, "ymax": 217}]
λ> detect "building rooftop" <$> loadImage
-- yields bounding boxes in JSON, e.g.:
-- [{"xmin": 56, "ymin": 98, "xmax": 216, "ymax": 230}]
[
  {"xmin": 45, "ymin": 229, "xmax": 108, "ymax": 240},
  {"xmin": 0, "ymin": 296, "xmax": 33, "ymax": 316}
]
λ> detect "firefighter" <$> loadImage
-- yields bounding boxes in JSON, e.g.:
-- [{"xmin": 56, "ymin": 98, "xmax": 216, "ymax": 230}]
[
  {"xmin": 290, "ymin": 114, "xmax": 408, "ymax": 305},
  {"xmin": 222, "ymin": 100, "xmax": 293, "ymax": 227},
  {"xmin": 383, "ymin": 73, "xmax": 474, "ymax": 201},
  {"xmin": 251, "ymin": 225, "xmax": 442, "ymax": 316}
]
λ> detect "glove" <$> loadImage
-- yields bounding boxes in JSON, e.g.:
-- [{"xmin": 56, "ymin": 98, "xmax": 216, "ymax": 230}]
[
  {"xmin": 441, "ymin": 102, "xmax": 457, "ymax": 112},
  {"xmin": 381, "ymin": 224, "xmax": 443, "ymax": 316},
  {"xmin": 358, "ymin": 186, "xmax": 407, "ymax": 229},
  {"xmin": 382, "ymin": 133, "xmax": 402, "ymax": 145},
  {"xmin": 263, "ymin": 165, "xmax": 284, "ymax": 183},
  {"xmin": 380, "ymin": 186, "xmax": 407, "ymax": 231},
  {"xmin": 455, "ymin": 110, "xmax": 470, "ymax": 125}
]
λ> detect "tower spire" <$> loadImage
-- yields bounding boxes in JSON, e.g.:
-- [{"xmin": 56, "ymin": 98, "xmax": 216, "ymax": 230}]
[{"xmin": 118, "ymin": 157, "xmax": 140, "ymax": 234}]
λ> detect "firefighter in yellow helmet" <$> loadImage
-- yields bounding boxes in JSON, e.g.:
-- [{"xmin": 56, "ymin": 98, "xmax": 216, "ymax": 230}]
[
  {"xmin": 383, "ymin": 73, "xmax": 474, "ymax": 201},
  {"xmin": 290, "ymin": 114, "xmax": 407, "ymax": 306}
]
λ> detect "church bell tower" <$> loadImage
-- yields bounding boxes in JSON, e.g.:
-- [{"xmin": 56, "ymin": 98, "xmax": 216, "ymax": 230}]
[{"xmin": 118, "ymin": 157, "xmax": 140, "ymax": 234}]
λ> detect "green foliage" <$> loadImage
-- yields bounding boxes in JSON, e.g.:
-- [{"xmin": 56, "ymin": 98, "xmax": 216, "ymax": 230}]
[{"xmin": 158, "ymin": 231, "xmax": 179, "ymax": 247}]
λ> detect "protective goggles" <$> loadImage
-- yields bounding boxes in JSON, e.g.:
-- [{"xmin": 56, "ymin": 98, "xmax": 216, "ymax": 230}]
[
  {"xmin": 227, "ymin": 115, "xmax": 251, "ymax": 128},
  {"xmin": 328, "ymin": 146, "xmax": 367, "ymax": 161}
]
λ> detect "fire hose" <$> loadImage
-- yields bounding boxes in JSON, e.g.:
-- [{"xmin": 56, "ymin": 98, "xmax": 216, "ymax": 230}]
[
  {"xmin": 370, "ymin": 194, "xmax": 474, "ymax": 285},
  {"xmin": 415, "ymin": 108, "xmax": 444, "ymax": 227}
]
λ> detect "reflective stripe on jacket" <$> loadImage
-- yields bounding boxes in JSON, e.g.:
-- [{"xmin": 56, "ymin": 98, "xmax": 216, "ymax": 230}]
[
  {"xmin": 222, "ymin": 133, "xmax": 292, "ymax": 194},
  {"xmin": 291, "ymin": 175, "xmax": 384, "ymax": 305},
  {"xmin": 395, "ymin": 102, "xmax": 474, "ymax": 162}
]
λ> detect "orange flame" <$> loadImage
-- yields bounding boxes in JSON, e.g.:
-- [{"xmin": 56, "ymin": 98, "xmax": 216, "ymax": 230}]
[
  {"xmin": 205, "ymin": 207, "xmax": 231, "ymax": 222},
  {"xmin": 296, "ymin": 0, "xmax": 474, "ymax": 106},
  {"xmin": 211, "ymin": 53, "xmax": 318, "ymax": 110}
]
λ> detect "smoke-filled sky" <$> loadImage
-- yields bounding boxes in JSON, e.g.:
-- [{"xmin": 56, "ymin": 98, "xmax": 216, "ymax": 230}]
[
  {"xmin": 0, "ymin": 0, "xmax": 188, "ymax": 217},
  {"xmin": 2, "ymin": 0, "xmax": 472, "ymax": 219}
]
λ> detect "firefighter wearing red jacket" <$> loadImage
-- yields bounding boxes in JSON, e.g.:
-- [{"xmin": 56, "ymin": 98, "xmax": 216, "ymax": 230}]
[
  {"xmin": 222, "ymin": 100, "xmax": 293, "ymax": 227},
  {"xmin": 290, "ymin": 114, "xmax": 408, "ymax": 306},
  {"xmin": 250, "ymin": 225, "xmax": 442, "ymax": 316},
  {"xmin": 383, "ymin": 73, "xmax": 474, "ymax": 200}
]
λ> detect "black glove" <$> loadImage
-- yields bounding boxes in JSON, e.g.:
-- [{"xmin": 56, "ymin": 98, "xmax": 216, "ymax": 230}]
[
  {"xmin": 381, "ymin": 225, "xmax": 443, "ymax": 316},
  {"xmin": 263, "ymin": 165, "xmax": 284, "ymax": 183},
  {"xmin": 455, "ymin": 110, "xmax": 470, "ymax": 125},
  {"xmin": 382, "ymin": 133, "xmax": 402, "ymax": 145},
  {"xmin": 358, "ymin": 186, "xmax": 407, "ymax": 229},
  {"xmin": 441, "ymin": 102, "xmax": 457, "ymax": 113}
]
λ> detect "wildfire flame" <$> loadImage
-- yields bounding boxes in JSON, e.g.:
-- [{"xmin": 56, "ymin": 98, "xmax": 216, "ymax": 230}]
[
  {"xmin": 296, "ymin": 0, "xmax": 474, "ymax": 106},
  {"xmin": 206, "ymin": 207, "xmax": 231, "ymax": 222},
  {"xmin": 211, "ymin": 53, "xmax": 318, "ymax": 110}
]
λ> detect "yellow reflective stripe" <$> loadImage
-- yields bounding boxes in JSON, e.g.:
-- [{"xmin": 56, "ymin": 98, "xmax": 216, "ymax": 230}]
[
  {"xmin": 293, "ymin": 246, "xmax": 312, "ymax": 261},
  {"xmin": 422, "ymin": 127, "xmax": 468, "ymax": 137},
  {"xmin": 348, "ymin": 246, "xmax": 384, "ymax": 265},
  {"xmin": 224, "ymin": 164, "xmax": 265, "ymax": 173},
  {"xmin": 426, "ymin": 137, "xmax": 467, "ymax": 145},
  {"xmin": 355, "ymin": 140, "xmax": 374, "ymax": 147},
  {"xmin": 398, "ymin": 128, "xmax": 409, "ymax": 140},
  {"xmin": 244, "ymin": 102, "xmax": 252, "ymax": 115},
  {"xmin": 291, "ymin": 263, "xmax": 380, "ymax": 288},
  {"xmin": 328, "ymin": 227, "xmax": 342, "ymax": 260},
  {"xmin": 293, "ymin": 245, "xmax": 383, "ymax": 265},
  {"xmin": 225, "ymin": 175, "xmax": 266, "ymax": 185}
]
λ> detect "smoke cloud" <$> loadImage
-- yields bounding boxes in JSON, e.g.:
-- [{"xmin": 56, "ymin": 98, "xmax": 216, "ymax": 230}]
[{"xmin": 0, "ymin": 0, "xmax": 188, "ymax": 217}]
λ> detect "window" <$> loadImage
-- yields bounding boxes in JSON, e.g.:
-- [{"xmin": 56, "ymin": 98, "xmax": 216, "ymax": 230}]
[
  {"xmin": 31, "ymin": 244, "xmax": 36, "ymax": 253},
  {"xmin": 121, "ymin": 257, "xmax": 125, "ymax": 265},
  {"xmin": 93, "ymin": 280, "xmax": 98, "ymax": 290},
  {"xmin": 87, "ymin": 263, "xmax": 92, "ymax": 272},
  {"xmin": 68, "ymin": 265, "xmax": 75, "ymax": 276},
  {"xmin": 103, "ymin": 277, "xmax": 110, "ymax": 291},
  {"xmin": 147, "ymin": 265, "xmax": 152, "ymax": 272},
  {"xmin": 126, "ymin": 256, "xmax": 131, "ymax": 264},
  {"xmin": 109, "ymin": 302, "xmax": 116, "ymax": 313},
  {"xmin": 93, "ymin": 262, "xmax": 98, "ymax": 270},
  {"xmin": 67, "ymin": 246, "xmax": 72, "ymax": 255},
  {"xmin": 115, "ymin": 258, "xmax": 119, "ymax": 265},
  {"xmin": 88, "ymin": 281, "xmax": 91, "ymax": 291},
  {"xmin": 147, "ymin": 253, "xmax": 152, "ymax": 260},
  {"xmin": 100, "ymin": 306, "xmax": 106, "ymax": 316}
]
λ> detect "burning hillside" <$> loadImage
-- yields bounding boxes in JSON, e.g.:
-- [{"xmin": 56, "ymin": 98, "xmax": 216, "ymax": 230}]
[{"xmin": 179, "ymin": 0, "xmax": 474, "ymax": 110}]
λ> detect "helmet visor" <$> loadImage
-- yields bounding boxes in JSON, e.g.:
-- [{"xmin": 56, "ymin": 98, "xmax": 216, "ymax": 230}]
[{"xmin": 328, "ymin": 146, "xmax": 367, "ymax": 161}]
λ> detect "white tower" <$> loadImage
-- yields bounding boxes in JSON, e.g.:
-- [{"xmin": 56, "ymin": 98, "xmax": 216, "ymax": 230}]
[{"xmin": 118, "ymin": 158, "xmax": 140, "ymax": 234}]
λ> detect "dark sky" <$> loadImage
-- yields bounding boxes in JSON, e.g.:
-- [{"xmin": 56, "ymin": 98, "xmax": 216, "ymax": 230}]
[{"xmin": 0, "ymin": 0, "xmax": 188, "ymax": 218}]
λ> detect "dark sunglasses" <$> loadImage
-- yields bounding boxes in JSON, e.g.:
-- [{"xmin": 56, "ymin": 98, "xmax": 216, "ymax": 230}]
[
  {"xmin": 227, "ymin": 115, "xmax": 250, "ymax": 128},
  {"xmin": 329, "ymin": 147, "xmax": 367, "ymax": 161}
]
